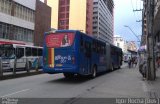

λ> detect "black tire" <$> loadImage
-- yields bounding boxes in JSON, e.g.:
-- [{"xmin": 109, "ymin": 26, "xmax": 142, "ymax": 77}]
[
  {"xmin": 63, "ymin": 73, "xmax": 74, "ymax": 79},
  {"xmin": 118, "ymin": 66, "xmax": 121, "ymax": 69},
  {"xmin": 91, "ymin": 66, "xmax": 97, "ymax": 78}
]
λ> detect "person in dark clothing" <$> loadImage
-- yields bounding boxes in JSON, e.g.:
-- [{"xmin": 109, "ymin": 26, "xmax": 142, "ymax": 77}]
[{"xmin": 128, "ymin": 57, "xmax": 131, "ymax": 68}]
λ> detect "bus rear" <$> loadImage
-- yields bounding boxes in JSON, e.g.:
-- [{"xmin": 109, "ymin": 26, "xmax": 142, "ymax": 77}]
[{"xmin": 43, "ymin": 31, "xmax": 78, "ymax": 76}]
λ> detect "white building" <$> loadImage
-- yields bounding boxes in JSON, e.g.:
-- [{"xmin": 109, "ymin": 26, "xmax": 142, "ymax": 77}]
[
  {"xmin": 0, "ymin": 0, "xmax": 36, "ymax": 45},
  {"xmin": 114, "ymin": 35, "xmax": 127, "ymax": 53},
  {"xmin": 93, "ymin": 0, "xmax": 114, "ymax": 44}
]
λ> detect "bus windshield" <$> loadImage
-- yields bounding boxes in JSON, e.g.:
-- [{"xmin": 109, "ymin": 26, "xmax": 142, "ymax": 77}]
[
  {"xmin": 45, "ymin": 33, "xmax": 75, "ymax": 48},
  {"xmin": 0, "ymin": 44, "xmax": 15, "ymax": 58}
]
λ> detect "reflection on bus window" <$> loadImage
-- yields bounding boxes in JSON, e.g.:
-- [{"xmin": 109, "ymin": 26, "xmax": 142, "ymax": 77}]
[
  {"xmin": 0, "ymin": 47, "xmax": 15, "ymax": 58},
  {"xmin": 38, "ymin": 48, "xmax": 42, "ymax": 56},
  {"xmin": 32, "ymin": 48, "xmax": 38, "ymax": 56},
  {"xmin": 16, "ymin": 48, "xmax": 24, "ymax": 58},
  {"xmin": 26, "ymin": 47, "xmax": 32, "ymax": 56}
]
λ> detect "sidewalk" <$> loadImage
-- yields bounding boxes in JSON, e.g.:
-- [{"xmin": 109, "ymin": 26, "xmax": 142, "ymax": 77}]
[
  {"xmin": 80, "ymin": 63, "xmax": 158, "ymax": 98},
  {"xmin": 144, "ymin": 68, "xmax": 160, "ymax": 98}
]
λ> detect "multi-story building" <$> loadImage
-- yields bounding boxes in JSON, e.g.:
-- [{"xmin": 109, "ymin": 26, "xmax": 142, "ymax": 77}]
[
  {"xmin": 141, "ymin": 0, "xmax": 147, "ymax": 46},
  {"xmin": 93, "ymin": 0, "xmax": 114, "ymax": 44},
  {"xmin": 0, "ymin": 0, "xmax": 51, "ymax": 46},
  {"xmin": 114, "ymin": 35, "xmax": 127, "ymax": 53},
  {"xmin": 46, "ymin": 0, "xmax": 93, "ymax": 35},
  {"xmin": 153, "ymin": 0, "xmax": 160, "ymax": 55},
  {"xmin": 142, "ymin": 0, "xmax": 160, "ymax": 56}
]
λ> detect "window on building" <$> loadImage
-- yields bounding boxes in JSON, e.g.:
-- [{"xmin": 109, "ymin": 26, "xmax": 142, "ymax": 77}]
[
  {"xmin": 14, "ymin": 3, "xmax": 35, "ymax": 23},
  {"xmin": 0, "ymin": 0, "xmax": 12, "ymax": 15}
]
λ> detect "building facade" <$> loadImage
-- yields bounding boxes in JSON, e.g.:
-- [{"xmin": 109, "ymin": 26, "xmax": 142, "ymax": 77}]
[
  {"xmin": 126, "ymin": 41, "xmax": 137, "ymax": 52},
  {"xmin": 46, "ymin": 0, "xmax": 93, "ymax": 35},
  {"xmin": 153, "ymin": 0, "xmax": 160, "ymax": 56},
  {"xmin": 0, "ymin": 0, "xmax": 51, "ymax": 46},
  {"xmin": 142, "ymin": 0, "xmax": 160, "ymax": 57},
  {"xmin": 141, "ymin": 0, "xmax": 147, "ymax": 46},
  {"xmin": 114, "ymin": 35, "xmax": 127, "ymax": 53},
  {"xmin": 34, "ymin": 0, "xmax": 51, "ymax": 46},
  {"xmin": 93, "ymin": 0, "xmax": 114, "ymax": 44}
]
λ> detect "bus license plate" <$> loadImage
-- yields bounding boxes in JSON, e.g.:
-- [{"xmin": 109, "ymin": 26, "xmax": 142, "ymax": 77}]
[{"xmin": 56, "ymin": 64, "xmax": 62, "ymax": 67}]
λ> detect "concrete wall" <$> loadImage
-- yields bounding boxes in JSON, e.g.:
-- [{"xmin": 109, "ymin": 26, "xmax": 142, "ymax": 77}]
[
  {"xmin": 47, "ymin": 0, "xmax": 59, "ymax": 29},
  {"xmin": 69, "ymin": 0, "xmax": 87, "ymax": 33},
  {"xmin": 34, "ymin": 0, "xmax": 51, "ymax": 46},
  {"xmin": 0, "ymin": 12, "xmax": 34, "ymax": 30}
]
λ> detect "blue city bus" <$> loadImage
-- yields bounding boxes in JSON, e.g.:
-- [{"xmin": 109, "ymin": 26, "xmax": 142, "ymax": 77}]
[{"xmin": 43, "ymin": 30, "xmax": 122, "ymax": 78}]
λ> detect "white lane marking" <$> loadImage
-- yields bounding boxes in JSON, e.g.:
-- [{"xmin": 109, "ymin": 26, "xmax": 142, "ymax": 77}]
[{"xmin": 1, "ymin": 89, "xmax": 30, "ymax": 98}]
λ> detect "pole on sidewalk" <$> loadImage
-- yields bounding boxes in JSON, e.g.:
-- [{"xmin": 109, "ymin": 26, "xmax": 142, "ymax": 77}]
[
  {"xmin": 0, "ymin": 57, "xmax": 3, "ymax": 77},
  {"xmin": 147, "ymin": 0, "xmax": 156, "ymax": 80},
  {"xmin": 26, "ymin": 58, "xmax": 30, "ymax": 73},
  {"xmin": 13, "ymin": 57, "xmax": 17, "ymax": 75}
]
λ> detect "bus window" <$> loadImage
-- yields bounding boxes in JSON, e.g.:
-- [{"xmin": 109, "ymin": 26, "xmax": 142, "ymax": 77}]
[
  {"xmin": 85, "ymin": 41, "xmax": 91, "ymax": 58},
  {"xmin": 32, "ymin": 48, "xmax": 38, "ymax": 56},
  {"xmin": 92, "ymin": 41, "xmax": 96, "ymax": 52},
  {"xmin": 38, "ymin": 48, "xmax": 42, "ymax": 56},
  {"xmin": 16, "ymin": 48, "xmax": 24, "ymax": 58},
  {"xmin": 26, "ymin": 47, "xmax": 32, "ymax": 56},
  {"xmin": 80, "ymin": 36, "xmax": 85, "ymax": 52}
]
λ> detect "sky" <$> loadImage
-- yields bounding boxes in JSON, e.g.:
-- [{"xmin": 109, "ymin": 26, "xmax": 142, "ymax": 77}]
[{"xmin": 114, "ymin": 0, "xmax": 143, "ymax": 45}]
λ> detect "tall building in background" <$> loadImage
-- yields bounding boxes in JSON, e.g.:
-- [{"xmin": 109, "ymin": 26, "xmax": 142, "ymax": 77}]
[
  {"xmin": 46, "ymin": 0, "xmax": 93, "ymax": 35},
  {"xmin": 34, "ymin": 0, "xmax": 51, "ymax": 46},
  {"xmin": 0, "ymin": 0, "xmax": 51, "ymax": 46},
  {"xmin": 93, "ymin": 0, "xmax": 114, "ymax": 44},
  {"xmin": 114, "ymin": 35, "xmax": 127, "ymax": 53}
]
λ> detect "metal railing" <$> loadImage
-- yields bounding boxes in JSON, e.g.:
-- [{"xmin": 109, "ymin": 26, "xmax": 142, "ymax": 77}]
[{"xmin": 0, "ymin": 57, "xmax": 43, "ymax": 79}]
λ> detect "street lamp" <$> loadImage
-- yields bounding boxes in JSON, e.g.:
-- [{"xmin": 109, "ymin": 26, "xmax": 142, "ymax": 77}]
[{"xmin": 124, "ymin": 25, "xmax": 141, "ymax": 42}]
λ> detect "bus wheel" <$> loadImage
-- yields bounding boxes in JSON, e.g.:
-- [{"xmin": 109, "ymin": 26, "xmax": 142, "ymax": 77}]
[
  {"xmin": 91, "ymin": 66, "xmax": 97, "ymax": 78},
  {"xmin": 63, "ymin": 73, "xmax": 74, "ymax": 79}
]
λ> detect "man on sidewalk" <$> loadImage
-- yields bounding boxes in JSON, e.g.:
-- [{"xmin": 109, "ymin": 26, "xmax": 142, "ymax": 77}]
[{"xmin": 139, "ymin": 56, "xmax": 147, "ymax": 80}]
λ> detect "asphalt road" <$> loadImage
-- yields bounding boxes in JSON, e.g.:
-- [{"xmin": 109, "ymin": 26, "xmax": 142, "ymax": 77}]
[{"xmin": 0, "ymin": 63, "xmax": 158, "ymax": 104}]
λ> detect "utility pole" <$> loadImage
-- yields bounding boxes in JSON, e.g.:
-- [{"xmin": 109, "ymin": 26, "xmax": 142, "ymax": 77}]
[{"xmin": 147, "ymin": 0, "xmax": 156, "ymax": 80}]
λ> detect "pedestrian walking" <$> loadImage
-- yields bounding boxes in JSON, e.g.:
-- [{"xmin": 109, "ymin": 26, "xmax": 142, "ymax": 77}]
[
  {"xmin": 128, "ymin": 57, "xmax": 131, "ymax": 68},
  {"xmin": 139, "ymin": 56, "xmax": 147, "ymax": 80},
  {"xmin": 133, "ymin": 57, "xmax": 137, "ymax": 67}
]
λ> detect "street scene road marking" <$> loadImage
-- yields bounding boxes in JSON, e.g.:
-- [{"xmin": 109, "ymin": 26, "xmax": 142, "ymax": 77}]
[{"xmin": 1, "ymin": 89, "xmax": 30, "ymax": 98}]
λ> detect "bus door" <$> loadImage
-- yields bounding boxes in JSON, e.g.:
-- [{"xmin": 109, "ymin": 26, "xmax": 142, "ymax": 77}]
[
  {"xmin": 80, "ymin": 37, "xmax": 92, "ymax": 74},
  {"xmin": 85, "ymin": 41, "xmax": 92, "ymax": 74},
  {"xmin": 15, "ymin": 48, "xmax": 25, "ymax": 68}
]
